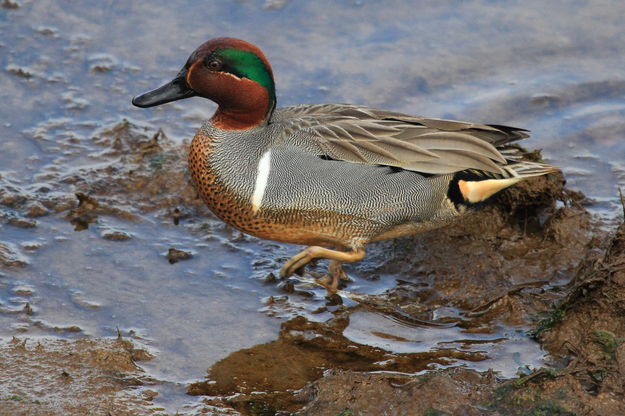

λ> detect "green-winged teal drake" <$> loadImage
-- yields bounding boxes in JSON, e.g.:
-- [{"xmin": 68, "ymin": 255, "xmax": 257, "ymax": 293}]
[{"xmin": 132, "ymin": 37, "xmax": 558, "ymax": 292}]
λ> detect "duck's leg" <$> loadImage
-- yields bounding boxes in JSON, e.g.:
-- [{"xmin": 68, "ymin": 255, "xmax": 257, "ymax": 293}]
[
  {"xmin": 280, "ymin": 246, "xmax": 365, "ymax": 291},
  {"xmin": 324, "ymin": 259, "xmax": 349, "ymax": 292}
]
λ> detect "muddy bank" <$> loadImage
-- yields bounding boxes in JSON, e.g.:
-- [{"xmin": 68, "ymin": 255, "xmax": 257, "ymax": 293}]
[
  {"xmin": 189, "ymin": 218, "xmax": 624, "ymax": 416},
  {"xmin": 298, "ymin": 230, "xmax": 625, "ymax": 416},
  {"xmin": 0, "ymin": 336, "xmax": 158, "ymax": 416},
  {"xmin": 528, "ymin": 219, "xmax": 625, "ymax": 415}
]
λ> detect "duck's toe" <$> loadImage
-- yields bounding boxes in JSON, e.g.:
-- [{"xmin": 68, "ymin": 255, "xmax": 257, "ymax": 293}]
[
  {"xmin": 328, "ymin": 260, "xmax": 348, "ymax": 281},
  {"xmin": 280, "ymin": 246, "xmax": 317, "ymax": 278},
  {"xmin": 315, "ymin": 274, "xmax": 339, "ymax": 293},
  {"xmin": 279, "ymin": 246, "xmax": 365, "ymax": 291}
]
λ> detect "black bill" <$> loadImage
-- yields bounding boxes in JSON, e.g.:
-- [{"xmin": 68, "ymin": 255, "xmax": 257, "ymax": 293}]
[{"xmin": 132, "ymin": 70, "xmax": 196, "ymax": 108}]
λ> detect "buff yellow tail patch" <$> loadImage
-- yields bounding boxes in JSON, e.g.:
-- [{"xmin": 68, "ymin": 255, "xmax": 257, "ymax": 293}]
[{"xmin": 458, "ymin": 177, "xmax": 523, "ymax": 203}]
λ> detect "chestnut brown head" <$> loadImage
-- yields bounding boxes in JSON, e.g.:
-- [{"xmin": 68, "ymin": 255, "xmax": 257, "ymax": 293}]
[{"xmin": 133, "ymin": 38, "xmax": 276, "ymax": 129}]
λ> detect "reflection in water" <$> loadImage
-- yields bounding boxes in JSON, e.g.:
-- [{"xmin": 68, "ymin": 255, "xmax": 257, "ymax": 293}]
[
  {"xmin": 1, "ymin": 0, "xmax": 624, "ymax": 412},
  {"xmin": 344, "ymin": 311, "xmax": 544, "ymax": 377}
]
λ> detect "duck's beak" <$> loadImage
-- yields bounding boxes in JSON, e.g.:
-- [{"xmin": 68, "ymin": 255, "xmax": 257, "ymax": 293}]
[{"xmin": 132, "ymin": 69, "xmax": 196, "ymax": 108}]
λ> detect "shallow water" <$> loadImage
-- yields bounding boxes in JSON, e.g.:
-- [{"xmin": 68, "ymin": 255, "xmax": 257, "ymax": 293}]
[{"xmin": 1, "ymin": 0, "xmax": 625, "ymax": 412}]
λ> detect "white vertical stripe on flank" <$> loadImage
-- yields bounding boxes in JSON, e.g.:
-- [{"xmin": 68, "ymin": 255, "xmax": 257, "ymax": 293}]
[{"xmin": 251, "ymin": 149, "xmax": 272, "ymax": 213}]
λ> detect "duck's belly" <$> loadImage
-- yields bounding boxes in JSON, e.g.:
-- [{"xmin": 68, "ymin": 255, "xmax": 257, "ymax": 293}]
[{"xmin": 194, "ymin": 187, "xmax": 373, "ymax": 249}]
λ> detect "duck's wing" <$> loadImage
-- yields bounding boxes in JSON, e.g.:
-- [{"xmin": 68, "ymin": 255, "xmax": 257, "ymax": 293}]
[{"xmin": 273, "ymin": 104, "xmax": 530, "ymax": 175}]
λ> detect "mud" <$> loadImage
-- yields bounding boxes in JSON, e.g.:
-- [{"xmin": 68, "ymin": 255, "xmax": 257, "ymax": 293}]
[
  {"xmin": 528, "ymin": 220, "xmax": 625, "ymax": 415},
  {"xmin": 0, "ymin": 335, "xmax": 159, "ymax": 416},
  {"xmin": 1, "ymin": 120, "xmax": 200, "ymax": 227},
  {"xmin": 187, "ymin": 199, "xmax": 625, "ymax": 416}
]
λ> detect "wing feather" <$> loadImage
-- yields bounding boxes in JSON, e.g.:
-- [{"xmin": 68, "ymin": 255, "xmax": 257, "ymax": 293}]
[{"xmin": 273, "ymin": 104, "xmax": 531, "ymax": 175}]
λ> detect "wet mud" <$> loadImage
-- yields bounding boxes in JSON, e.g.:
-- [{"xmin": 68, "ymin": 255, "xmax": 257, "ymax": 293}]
[
  {"xmin": 292, "ymin": 214, "xmax": 625, "ymax": 416},
  {"xmin": 0, "ymin": 335, "xmax": 158, "ymax": 416},
  {"xmin": 191, "ymin": 219, "xmax": 625, "ymax": 416},
  {"xmin": 1, "ymin": 119, "xmax": 202, "ymax": 235}
]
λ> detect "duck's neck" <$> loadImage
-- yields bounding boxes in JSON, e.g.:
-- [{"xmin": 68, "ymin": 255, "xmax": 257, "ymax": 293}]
[
  {"xmin": 212, "ymin": 105, "xmax": 271, "ymax": 130},
  {"xmin": 209, "ymin": 77, "xmax": 275, "ymax": 130}
]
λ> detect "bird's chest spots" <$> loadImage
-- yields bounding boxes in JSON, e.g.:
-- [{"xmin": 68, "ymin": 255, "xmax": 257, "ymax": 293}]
[{"xmin": 188, "ymin": 134, "xmax": 266, "ymax": 233}]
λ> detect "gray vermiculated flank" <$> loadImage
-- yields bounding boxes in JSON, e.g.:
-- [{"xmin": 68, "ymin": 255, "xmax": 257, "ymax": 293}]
[{"xmin": 199, "ymin": 103, "xmax": 550, "ymax": 243}]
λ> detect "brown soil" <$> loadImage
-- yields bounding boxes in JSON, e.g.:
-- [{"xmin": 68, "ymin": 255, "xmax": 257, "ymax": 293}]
[
  {"xmin": 188, "ymin": 217, "xmax": 624, "ymax": 416},
  {"xmin": 0, "ymin": 336, "xmax": 159, "ymax": 416}
]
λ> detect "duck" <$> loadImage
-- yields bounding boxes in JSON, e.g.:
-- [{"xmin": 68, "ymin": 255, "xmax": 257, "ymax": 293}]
[{"xmin": 132, "ymin": 37, "xmax": 558, "ymax": 292}]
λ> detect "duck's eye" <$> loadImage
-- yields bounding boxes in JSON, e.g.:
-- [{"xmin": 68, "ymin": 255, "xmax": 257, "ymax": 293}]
[{"xmin": 206, "ymin": 59, "xmax": 223, "ymax": 70}]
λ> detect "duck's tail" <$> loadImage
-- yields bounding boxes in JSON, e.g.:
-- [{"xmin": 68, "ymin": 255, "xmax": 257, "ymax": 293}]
[{"xmin": 449, "ymin": 159, "xmax": 559, "ymax": 205}]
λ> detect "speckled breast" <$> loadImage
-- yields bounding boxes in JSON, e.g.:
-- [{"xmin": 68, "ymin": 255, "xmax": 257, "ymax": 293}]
[
  {"xmin": 188, "ymin": 132, "xmax": 257, "ymax": 231},
  {"xmin": 188, "ymin": 131, "xmax": 365, "ymax": 248}
]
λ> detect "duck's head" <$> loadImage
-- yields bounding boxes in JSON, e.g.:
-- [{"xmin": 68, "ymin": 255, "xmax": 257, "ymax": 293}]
[{"xmin": 132, "ymin": 38, "xmax": 276, "ymax": 130}]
